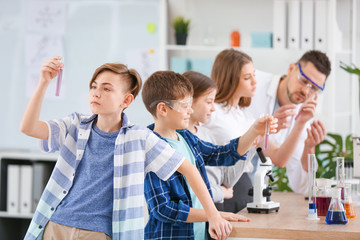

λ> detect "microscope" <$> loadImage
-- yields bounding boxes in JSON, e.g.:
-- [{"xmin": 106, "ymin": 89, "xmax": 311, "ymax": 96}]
[{"xmin": 247, "ymin": 147, "xmax": 280, "ymax": 213}]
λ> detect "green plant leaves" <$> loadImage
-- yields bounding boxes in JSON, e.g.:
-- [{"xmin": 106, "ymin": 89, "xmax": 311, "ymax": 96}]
[
  {"xmin": 270, "ymin": 133, "xmax": 353, "ymax": 192},
  {"xmin": 172, "ymin": 16, "xmax": 190, "ymax": 34}
]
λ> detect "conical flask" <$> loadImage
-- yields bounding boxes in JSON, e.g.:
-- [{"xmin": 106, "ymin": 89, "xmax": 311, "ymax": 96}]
[{"xmin": 325, "ymin": 187, "xmax": 348, "ymax": 225}]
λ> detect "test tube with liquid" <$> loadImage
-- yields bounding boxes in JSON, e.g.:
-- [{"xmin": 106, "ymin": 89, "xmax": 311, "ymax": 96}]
[
  {"xmin": 306, "ymin": 154, "xmax": 319, "ymax": 220},
  {"xmin": 56, "ymin": 58, "xmax": 63, "ymax": 96},
  {"xmin": 264, "ymin": 115, "xmax": 269, "ymax": 150}
]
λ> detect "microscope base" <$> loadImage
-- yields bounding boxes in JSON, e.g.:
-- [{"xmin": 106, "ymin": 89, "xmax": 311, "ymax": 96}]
[{"xmin": 247, "ymin": 201, "xmax": 280, "ymax": 214}]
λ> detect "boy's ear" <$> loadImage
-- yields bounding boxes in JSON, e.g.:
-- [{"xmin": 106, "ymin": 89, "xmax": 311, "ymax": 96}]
[
  {"xmin": 156, "ymin": 102, "xmax": 168, "ymax": 117},
  {"xmin": 121, "ymin": 93, "xmax": 134, "ymax": 108}
]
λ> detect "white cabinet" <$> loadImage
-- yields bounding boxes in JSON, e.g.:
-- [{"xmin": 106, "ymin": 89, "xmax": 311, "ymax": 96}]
[
  {"xmin": 159, "ymin": 0, "xmax": 359, "ymax": 136},
  {"xmin": 0, "ymin": 151, "xmax": 57, "ymax": 240}
]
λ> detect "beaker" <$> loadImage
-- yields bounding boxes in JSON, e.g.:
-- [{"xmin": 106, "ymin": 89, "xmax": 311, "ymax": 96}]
[
  {"xmin": 315, "ymin": 178, "xmax": 332, "ymax": 216},
  {"xmin": 325, "ymin": 187, "xmax": 348, "ymax": 225},
  {"xmin": 344, "ymin": 183, "xmax": 356, "ymax": 219}
]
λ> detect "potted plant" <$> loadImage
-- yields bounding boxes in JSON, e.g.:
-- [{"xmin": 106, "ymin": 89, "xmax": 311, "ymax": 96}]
[{"xmin": 172, "ymin": 16, "xmax": 190, "ymax": 45}]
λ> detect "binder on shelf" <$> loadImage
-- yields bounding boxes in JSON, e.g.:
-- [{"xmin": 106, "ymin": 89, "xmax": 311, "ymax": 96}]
[
  {"xmin": 314, "ymin": 0, "xmax": 328, "ymax": 51},
  {"xmin": 288, "ymin": 0, "xmax": 300, "ymax": 49},
  {"xmin": 273, "ymin": 0, "xmax": 287, "ymax": 49},
  {"xmin": 190, "ymin": 58, "xmax": 213, "ymax": 77},
  {"xmin": 170, "ymin": 56, "xmax": 191, "ymax": 74},
  {"xmin": 300, "ymin": 0, "xmax": 314, "ymax": 50},
  {"xmin": 19, "ymin": 165, "xmax": 33, "ymax": 213},
  {"xmin": 7, "ymin": 164, "xmax": 20, "ymax": 213},
  {"xmin": 32, "ymin": 162, "xmax": 53, "ymax": 212},
  {"xmin": 251, "ymin": 32, "xmax": 273, "ymax": 48}
]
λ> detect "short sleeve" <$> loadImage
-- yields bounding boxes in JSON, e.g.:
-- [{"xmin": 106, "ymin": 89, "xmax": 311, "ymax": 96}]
[
  {"xmin": 144, "ymin": 131, "xmax": 185, "ymax": 181},
  {"xmin": 39, "ymin": 113, "xmax": 75, "ymax": 153}
]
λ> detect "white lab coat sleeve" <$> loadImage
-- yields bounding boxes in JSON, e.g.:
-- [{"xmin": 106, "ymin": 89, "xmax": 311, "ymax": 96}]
[
  {"xmin": 205, "ymin": 166, "xmax": 225, "ymax": 203},
  {"xmin": 222, "ymin": 161, "xmax": 247, "ymax": 188}
]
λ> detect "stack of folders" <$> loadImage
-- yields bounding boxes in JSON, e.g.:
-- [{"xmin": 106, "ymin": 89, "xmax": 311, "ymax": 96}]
[
  {"xmin": 273, "ymin": 0, "xmax": 330, "ymax": 51},
  {"xmin": 7, "ymin": 162, "xmax": 53, "ymax": 214}
]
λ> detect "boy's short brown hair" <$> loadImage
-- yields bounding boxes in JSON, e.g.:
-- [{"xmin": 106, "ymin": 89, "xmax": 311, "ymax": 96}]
[
  {"xmin": 142, "ymin": 71, "xmax": 193, "ymax": 116},
  {"xmin": 89, "ymin": 63, "xmax": 142, "ymax": 98}
]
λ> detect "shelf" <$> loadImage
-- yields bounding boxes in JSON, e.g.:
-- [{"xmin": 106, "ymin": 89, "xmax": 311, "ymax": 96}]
[
  {"xmin": 0, "ymin": 211, "xmax": 33, "ymax": 219},
  {"xmin": 165, "ymin": 44, "xmax": 306, "ymax": 53},
  {"xmin": 0, "ymin": 151, "xmax": 57, "ymax": 162}
]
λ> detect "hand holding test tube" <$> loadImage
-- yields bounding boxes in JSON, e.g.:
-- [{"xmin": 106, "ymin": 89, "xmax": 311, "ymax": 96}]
[
  {"xmin": 55, "ymin": 58, "xmax": 63, "ymax": 96},
  {"xmin": 295, "ymin": 93, "xmax": 317, "ymax": 121}
]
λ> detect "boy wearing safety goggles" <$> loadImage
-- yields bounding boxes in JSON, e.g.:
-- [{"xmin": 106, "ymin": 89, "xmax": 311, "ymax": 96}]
[{"xmin": 141, "ymin": 71, "xmax": 278, "ymax": 240}]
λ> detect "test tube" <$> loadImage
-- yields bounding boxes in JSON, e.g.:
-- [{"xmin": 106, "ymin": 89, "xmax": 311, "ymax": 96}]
[
  {"xmin": 56, "ymin": 58, "xmax": 63, "ymax": 96},
  {"xmin": 336, "ymin": 157, "xmax": 345, "ymax": 199},
  {"xmin": 295, "ymin": 111, "xmax": 302, "ymax": 121},
  {"xmin": 264, "ymin": 117, "xmax": 269, "ymax": 150},
  {"xmin": 307, "ymin": 154, "xmax": 319, "ymax": 220}
]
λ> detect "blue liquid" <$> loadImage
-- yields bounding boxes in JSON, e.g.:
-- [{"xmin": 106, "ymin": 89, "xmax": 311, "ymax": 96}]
[{"xmin": 325, "ymin": 210, "xmax": 348, "ymax": 225}]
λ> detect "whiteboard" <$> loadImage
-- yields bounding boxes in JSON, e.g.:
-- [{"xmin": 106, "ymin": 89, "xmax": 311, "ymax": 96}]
[{"xmin": 0, "ymin": 0, "xmax": 159, "ymax": 150}]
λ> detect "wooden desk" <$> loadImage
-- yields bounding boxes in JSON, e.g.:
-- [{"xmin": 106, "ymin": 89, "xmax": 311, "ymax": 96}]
[{"xmin": 230, "ymin": 192, "xmax": 360, "ymax": 240}]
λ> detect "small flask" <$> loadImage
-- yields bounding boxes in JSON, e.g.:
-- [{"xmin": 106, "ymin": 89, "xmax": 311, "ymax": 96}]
[
  {"xmin": 230, "ymin": 30, "xmax": 240, "ymax": 47},
  {"xmin": 343, "ymin": 183, "xmax": 356, "ymax": 219},
  {"xmin": 325, "ymin": 187, "xmax": 348, "ymax": 225}
]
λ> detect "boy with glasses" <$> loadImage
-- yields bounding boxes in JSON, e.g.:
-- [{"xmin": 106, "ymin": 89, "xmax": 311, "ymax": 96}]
[
  {"xmin": 248, "ymin": 50, "xmax": 331, "ymax": 194},
  {"xmin": 142, "ymin": 71, "xmax": 277, "ymax": 239}
]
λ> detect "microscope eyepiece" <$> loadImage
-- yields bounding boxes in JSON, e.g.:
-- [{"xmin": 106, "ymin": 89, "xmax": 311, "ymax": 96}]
[{"xmin": 256, "ymin": 147, "xmax": 267, "ymax": 163}]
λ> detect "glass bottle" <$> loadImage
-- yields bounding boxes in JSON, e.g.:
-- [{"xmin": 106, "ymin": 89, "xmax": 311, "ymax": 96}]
[
  {"xmin": 325, "ymin": 187, "xmax": 348, "ymax": 225},
  {"xmin": 230, "ymin": 30, "xmax": 240, "ymax": 47}
]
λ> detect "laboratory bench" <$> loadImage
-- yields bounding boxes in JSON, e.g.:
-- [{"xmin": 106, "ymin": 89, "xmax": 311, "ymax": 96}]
[{"xmin": 230, "ymin": 192, "xmax": 360, "ymax": 240}]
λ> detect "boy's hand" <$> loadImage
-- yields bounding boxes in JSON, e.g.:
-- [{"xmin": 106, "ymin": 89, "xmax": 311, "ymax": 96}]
[
  {"xmin": 253, "ymin": 115, "xmax": 278, "ymax": 136},
  {"xmin": 221, "ymin": 186, "xmax": 233, "ymax": 199},
  {"xmin": 273, "ymin": 104, "xmax": 297, "ymax": 131},
  {"xmin": 40, "ymin": 56, "xmax": 64, "ymax": 85},
  {"xmin": 220, "ymin": 211, "xmax": 251, "ymax": 222},
  {"xmin": 208, "ymin": 214, "xmax": 232, "ymax": 240}
]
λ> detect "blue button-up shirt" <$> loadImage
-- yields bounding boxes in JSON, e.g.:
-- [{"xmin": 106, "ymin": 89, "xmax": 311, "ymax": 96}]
[{"xmin": 145, "ymin": 127, "xmax": 247, "ymax": 239}]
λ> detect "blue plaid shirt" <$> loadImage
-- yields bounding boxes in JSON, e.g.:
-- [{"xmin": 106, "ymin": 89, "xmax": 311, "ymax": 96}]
[
  {"xmin": 144, "ymin": 127, "xmax": 247, "ymax": 239},
  {"xmin": 24, "ymin": 113, "xmax": 184, "ymax": 240}
]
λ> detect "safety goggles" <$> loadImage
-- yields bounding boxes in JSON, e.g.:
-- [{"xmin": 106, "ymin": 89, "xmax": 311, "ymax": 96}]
[
  {"xmin": 150, "ymin": 97, "xmax": 193, "ymax": 113},
  {"xmin": 297, "ymin": 62, "xmax": 325, "ymax": 93}
]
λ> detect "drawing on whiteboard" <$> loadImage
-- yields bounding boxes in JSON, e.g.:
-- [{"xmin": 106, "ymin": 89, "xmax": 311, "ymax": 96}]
[
  {"xmin": 25, "ymin": 34, "xmax": 64, "ymax": 67},
  {"xmin": 26, "ymin": 2, "xmax": 67, "ymax": 34}
]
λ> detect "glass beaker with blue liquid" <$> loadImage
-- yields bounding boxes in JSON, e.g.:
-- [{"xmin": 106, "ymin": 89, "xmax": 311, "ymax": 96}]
[{"xmin": 325, "ymin": 187, "xmax": 348, "ymax": 225}]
